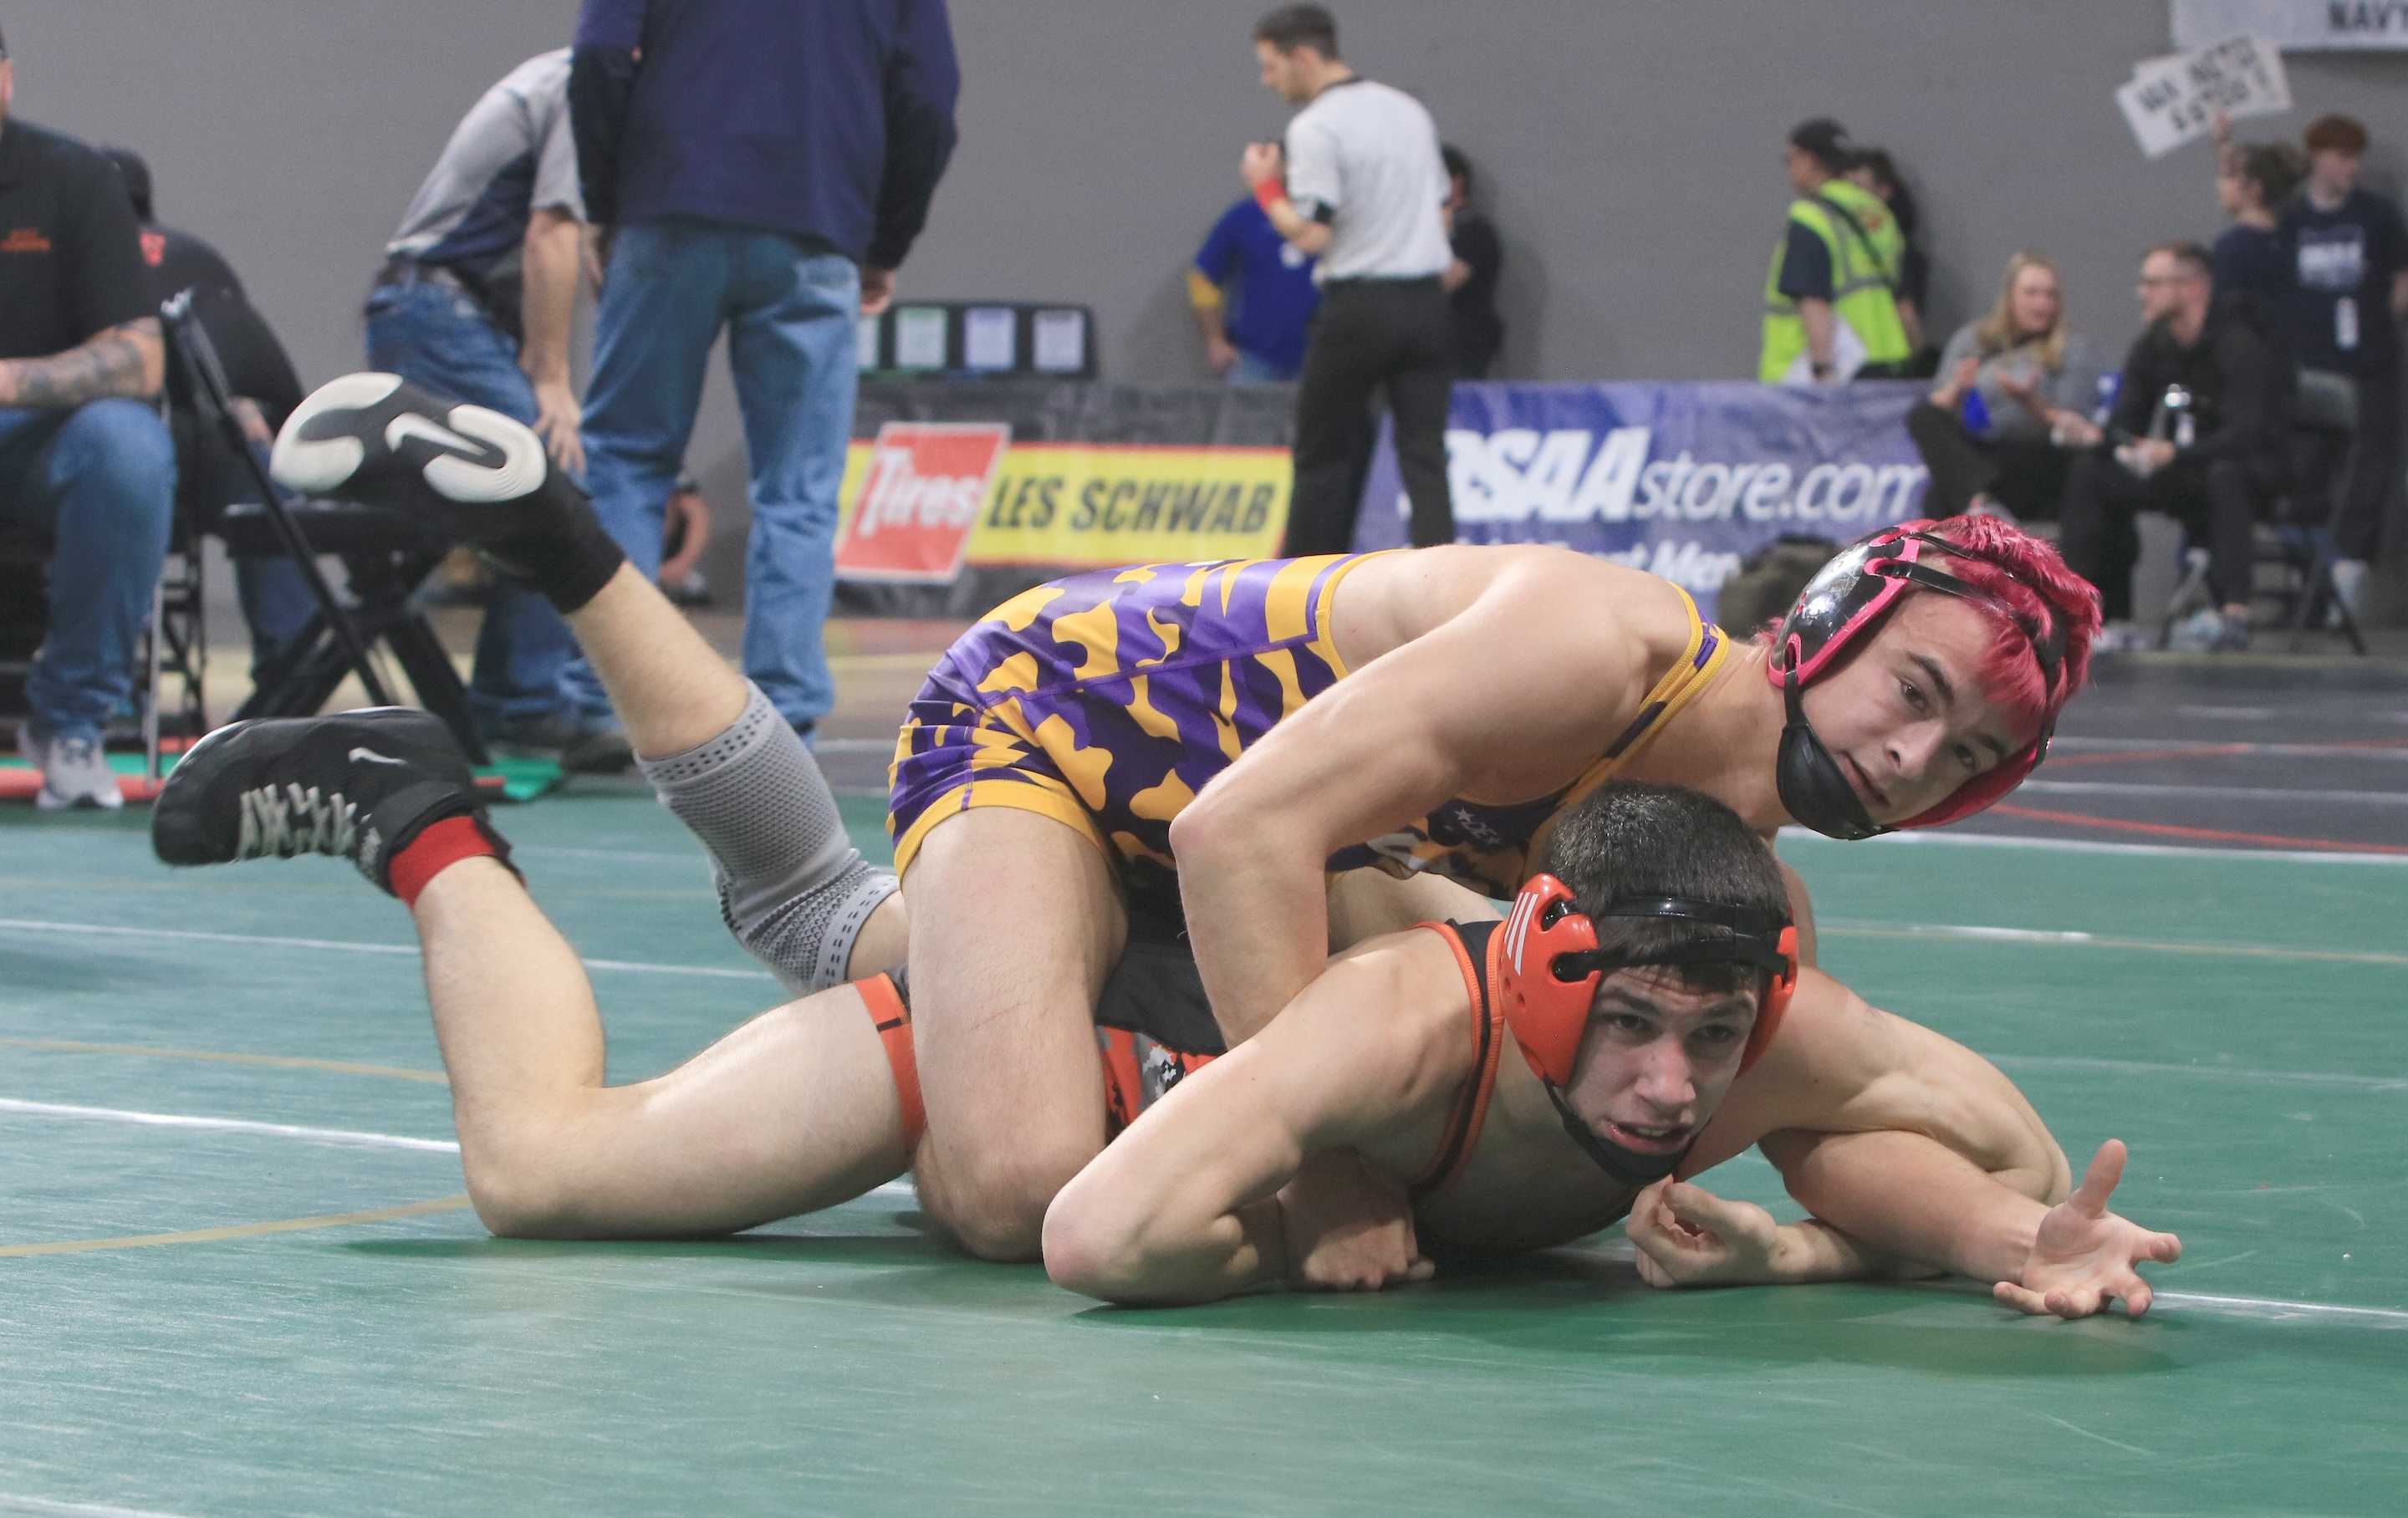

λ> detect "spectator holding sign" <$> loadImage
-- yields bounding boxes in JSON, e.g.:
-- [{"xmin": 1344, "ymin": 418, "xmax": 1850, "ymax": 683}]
[
  {"xmin": 1758, "ymin": 119, "xmax": 1911, "ymax": 385},
  {"xmin": 1906, "ymin": 252, "xmax": 2103, "ymax": 524},
  {"xmin": 2277, "ymin": 114, "xmax": 2407, "ymax": 617}
]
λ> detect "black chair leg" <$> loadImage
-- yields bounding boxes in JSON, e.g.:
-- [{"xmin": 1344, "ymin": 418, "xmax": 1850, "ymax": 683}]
[{"xmin": 381, "ymin": 611, "xmax": 492, "ymax": 767}]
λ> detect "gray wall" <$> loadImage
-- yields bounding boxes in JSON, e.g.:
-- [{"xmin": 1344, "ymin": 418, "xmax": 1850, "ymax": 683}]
[{"xmin": 17, "ymin": 2, "xmax": 2402, "ymax": 466}]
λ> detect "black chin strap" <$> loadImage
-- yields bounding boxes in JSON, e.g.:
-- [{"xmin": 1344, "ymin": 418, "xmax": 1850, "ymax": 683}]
[
  {"xmin": 1774, "ymin": 676, "xmax": 1885, "ymax": 841},
  {"xmin": 1545, "ymin": 1081, "xmax": 1691, "ymax": 1187}
]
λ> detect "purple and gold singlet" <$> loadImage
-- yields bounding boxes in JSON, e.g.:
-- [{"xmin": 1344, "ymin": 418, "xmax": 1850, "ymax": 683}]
[{"xmin": 887, "ymin": 553, "xmax": 1728, "ymax": 897}]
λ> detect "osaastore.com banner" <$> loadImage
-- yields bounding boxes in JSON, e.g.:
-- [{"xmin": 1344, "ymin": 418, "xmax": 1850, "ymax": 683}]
[{"xmin": 1352, "ymin": 380, "xmax": 1931, "ymax": 622}]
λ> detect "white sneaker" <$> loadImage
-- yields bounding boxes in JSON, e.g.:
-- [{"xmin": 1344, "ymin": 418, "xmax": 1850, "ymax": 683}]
[
  {"xmin": 2094, "ymin": 621, "xmax": 2157, "ymax": 653},
  {"xmin": 2167, "ymin": 608, "xmax": 2249, "ymax": 654},
  {"xmin": 32, "ymin": 733, "xmax": 125, "ymax": 811},
  {"xmin": 2328, "ymin": 559, "xmax": 2369, "ymax": 629}
]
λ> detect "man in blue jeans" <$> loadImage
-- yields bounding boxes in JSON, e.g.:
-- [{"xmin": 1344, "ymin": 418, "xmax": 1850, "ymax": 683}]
[
  {"xmin": 0, "ymin": 27, "xmax": 177, "ymax": 810},
  {"xmin": 569, "ymin": 0, "xmax": 960, "ymax": 737},
  {"xmin": 366, "ymin": 48, "xmax": 627, "ymax": 771}
]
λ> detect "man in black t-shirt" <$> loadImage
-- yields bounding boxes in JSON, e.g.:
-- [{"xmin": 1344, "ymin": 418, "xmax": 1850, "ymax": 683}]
[
  {"xmin": 2277, "ymin": 115, "xmax": 2408, "ymax": 609},
  {"xmin": 0, "ymin": 28, "xmax": 179, "ymax": 810}
]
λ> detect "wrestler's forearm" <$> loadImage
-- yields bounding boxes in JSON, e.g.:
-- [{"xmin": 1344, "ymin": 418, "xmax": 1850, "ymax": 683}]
[
  {"xmin": 1177, "ymin": 837, "xmax": 1329, "ymax": 1047},
  {"xmin": 1763, "ymin": 1218, "xmax": 1939, "ymax": 1284},
  {"xmin": 0, "ymin": 319, "xmax": 165, "ymax": 408},
  {"xmin": 1045, "ymin": 1129, "xmax": 1296, "ymax": 1306},
  {"xmin": 1772, "ymin": 1128, "xmax": 2051, "ymax": 1285}
]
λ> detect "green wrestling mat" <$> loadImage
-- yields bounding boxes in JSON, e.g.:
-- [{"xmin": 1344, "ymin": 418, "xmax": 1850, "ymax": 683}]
[{"xmin": 0, "ymin": 792, "xmax": 2400, "ymax": 1515}]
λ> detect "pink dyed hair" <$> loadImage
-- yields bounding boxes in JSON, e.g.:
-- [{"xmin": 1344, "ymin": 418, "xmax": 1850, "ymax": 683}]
[
  {"xmin": 1905, "ymin": 515, "xmax": 2101, "ymax": 744},
  {"xmin": 1749, "ymin": 516, "xmax": 2102, "ymax": 746}
]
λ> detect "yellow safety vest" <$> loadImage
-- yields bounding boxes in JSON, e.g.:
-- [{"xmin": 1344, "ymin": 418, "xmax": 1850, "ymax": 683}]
[{"xmin": 1758, "ymin": 178, "xmax": 1911, "ymax": 383}]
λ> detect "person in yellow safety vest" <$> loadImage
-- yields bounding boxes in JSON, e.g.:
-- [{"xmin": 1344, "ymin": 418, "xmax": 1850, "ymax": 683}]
[{"xmin": 1760, "ymin": 118, "xmax": 1911, "ymax": 385}]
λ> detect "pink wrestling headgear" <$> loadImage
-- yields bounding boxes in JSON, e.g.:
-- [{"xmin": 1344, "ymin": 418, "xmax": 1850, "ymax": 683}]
[{"xmin": 1766, "ymin": 527, "xmax": 2069, "ymax": 840}]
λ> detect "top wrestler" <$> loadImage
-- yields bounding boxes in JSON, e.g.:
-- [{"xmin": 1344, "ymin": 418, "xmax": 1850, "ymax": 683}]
[{"xmin": 252, "ymin": 372, "xmax": 2099, "ymax": 1275}]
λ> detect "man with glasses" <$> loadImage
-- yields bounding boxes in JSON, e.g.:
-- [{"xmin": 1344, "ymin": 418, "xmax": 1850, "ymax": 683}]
[{"xmin": 2055, "ymin": 242, "xmax": 2283, "ymax": 652}]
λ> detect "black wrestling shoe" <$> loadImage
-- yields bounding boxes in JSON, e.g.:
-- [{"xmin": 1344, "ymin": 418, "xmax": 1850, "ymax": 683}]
[
  {"xmin": 268, "ymin": 373, "xmax": 625, "ymax": 612},
  {"xmin": 153, "ymin": 708, "xmax": 497, "ymax": 892}
]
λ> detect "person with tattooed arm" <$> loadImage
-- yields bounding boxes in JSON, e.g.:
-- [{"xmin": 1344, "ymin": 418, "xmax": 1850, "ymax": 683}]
[{"xmin": 0, "ymin": 22, "xmax": 179, "ymax": 809}]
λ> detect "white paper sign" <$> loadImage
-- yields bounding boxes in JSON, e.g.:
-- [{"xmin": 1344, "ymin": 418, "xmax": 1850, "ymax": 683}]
[
  {"xmin": 1032, "ymin": 308, "xmax": 1087, "ymax": 374},
  {"xmin": 894, "ymin": 307, "xmax": 949, "ymax": 369},
  {"xmin": 963, "ymin": 307, "xmax": 1018, "ymax": 370},
  {"xmin": 2117, "ymin": 34, "xmax": 2290, "ymax": 158}
]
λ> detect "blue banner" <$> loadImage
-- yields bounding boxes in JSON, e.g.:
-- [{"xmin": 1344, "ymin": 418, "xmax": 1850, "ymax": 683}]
[{"xmin": 1352, "ymin": 380, "xmax": 1932, "ymax": 621}]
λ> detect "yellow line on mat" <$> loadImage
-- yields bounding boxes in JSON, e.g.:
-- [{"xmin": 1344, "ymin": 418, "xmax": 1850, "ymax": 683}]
[
  {"xmin": 0, "ymin": 1036, "xmax": 448, "ymax": 1083},
  {"xmin": 0, "ymin": 1195, "xmax": 472, "ymax": 1257}
]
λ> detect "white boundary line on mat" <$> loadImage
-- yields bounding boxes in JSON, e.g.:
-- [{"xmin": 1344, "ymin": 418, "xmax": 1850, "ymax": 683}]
[
  {"xmin": 2150, "ymin": 1292, "xmax": 2408, "ymax": 1327},
  {"xmin": 2016, "ymin": 779, "xmax": 2408, "ymax": 807},
  {"xmin": 0, "ymin": 1098, "xmax": 915, "ymax": 1199},
  {"xmin": 0, "ymin": 1098, "xmax": 461, "ymax": 1154},
  {"xmin": 1792, "ymin": 828, "xmax": 2408, "ymax": 868},
  {"xmin": 0, "ymin": 1496, "xmax": 194, "ymax": 1518},
  {"xmin": 0, "ymin": 918, "xmax": 775, "ymax": 981}
]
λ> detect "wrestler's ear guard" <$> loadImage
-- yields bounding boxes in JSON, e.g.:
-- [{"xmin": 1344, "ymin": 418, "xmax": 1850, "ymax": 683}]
[
  {"xmin": 1492, "ymin": 875, "xmax": 1602, "ymax": 1088},
  {"xmin": 1492, "ymin": 876, "xmax": 1800, "ymax": 1088}
]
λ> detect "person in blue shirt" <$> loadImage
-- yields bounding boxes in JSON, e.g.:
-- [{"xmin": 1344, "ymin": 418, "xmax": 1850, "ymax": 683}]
[
  {"xmin": 2208, "ymin": 116, "xmax": 2303, "ymax": 317},
  {"xmin": 2275, "ymin": 114, "xmax": 2408, "ymax": 614},
  {"xmin": 566, "ymin": 0, "xmax": 959, "ymax": 739},
  {"xmin": 1188, "ymin": 197, "xmax": 1319, "ymax": 384}
]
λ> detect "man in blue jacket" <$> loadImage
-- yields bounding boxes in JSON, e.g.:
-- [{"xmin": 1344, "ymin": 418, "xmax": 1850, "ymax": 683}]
[{"xmin": 567, "ymin": 0, "xmax": 959, "ymax": 739}]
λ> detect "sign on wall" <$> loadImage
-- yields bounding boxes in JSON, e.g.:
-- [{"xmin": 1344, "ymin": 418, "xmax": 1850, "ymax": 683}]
[
  {"xmin": 2175, "ymin": 0, "xmax": 2408, "ymax": 51},
  {"xmin": 1349, "ymin": 381, "xmax": 1931, "ymax": 623}
]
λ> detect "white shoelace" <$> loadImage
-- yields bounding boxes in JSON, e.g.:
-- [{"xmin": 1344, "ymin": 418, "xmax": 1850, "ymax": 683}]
[{"xmin": 235, "ymin": 782, "xmax": 382, "ymax": 869}]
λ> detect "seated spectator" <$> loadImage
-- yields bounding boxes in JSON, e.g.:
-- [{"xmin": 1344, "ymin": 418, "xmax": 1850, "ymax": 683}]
[
  {"xmin": 2275, "ymin": 114, "xmax": 2406, "ymax": 622},
  {"xmin": 0, "ymin": 31, "xmax": 178, "ymax": 809},
  {"xmin": 103, "ymin": 146, "xmax": 316, "ymax": 685},
  {"xmin": 2208, "ymin": 116, "xmax": 2303, "ymax": 317},
  {"xmin": 1847, "ymin": 147, "xmax": 1934, "ymax": 375},
  {"xmin": 1905, "ymin": 251, "xmax": 2102, "ymax": 522},
  {"xmin": 2059, "ymin": 242, "xmax": 2286, "ymax": 653},
  {"xmin": 1440, "ymin": 144, "xmax": 1504, "ymax": 379},
  {"xmin": 1188, "ymin": 188, "xmax": 1319, "ymax": 384}
]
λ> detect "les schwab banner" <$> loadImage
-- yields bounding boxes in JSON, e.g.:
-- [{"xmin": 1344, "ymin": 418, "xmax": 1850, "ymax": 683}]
[{"xmin": 833, "ymin": 422, "xmax": 1291, "ymax": 582}]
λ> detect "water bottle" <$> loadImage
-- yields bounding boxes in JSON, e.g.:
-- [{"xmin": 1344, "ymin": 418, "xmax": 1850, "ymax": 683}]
[
  {"xmin": 1960, "ymin": 385, "xmax": 1993, "ymax": 438},
  {"xmin": 2162, "ymin": 384, "xmax": 2194, "ymax": 449}
]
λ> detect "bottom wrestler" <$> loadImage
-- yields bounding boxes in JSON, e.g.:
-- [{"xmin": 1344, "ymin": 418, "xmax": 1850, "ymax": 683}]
[{"xmin": 150, "ymin": 701, "xmax": 2176, "ymax": 1317}]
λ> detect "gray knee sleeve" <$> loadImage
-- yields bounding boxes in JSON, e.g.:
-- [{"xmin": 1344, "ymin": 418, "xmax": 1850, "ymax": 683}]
[{"xmin": 638, "ymin": 683, "xmax": 898, "ymax": 995}]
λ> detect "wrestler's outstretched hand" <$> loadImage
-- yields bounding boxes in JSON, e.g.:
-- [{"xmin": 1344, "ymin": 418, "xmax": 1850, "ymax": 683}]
[
  {"xmin": 1626, "ymin": 1176, "xmax": 1787, "ymax": 1288},
  {"xmin": 1994, "ymin": 1139, "xmax": 2183, "ymax": 1319},
  {"xmin": 1278, "ymin": 1150, "xmax": 1435, "ymax": 1291}
]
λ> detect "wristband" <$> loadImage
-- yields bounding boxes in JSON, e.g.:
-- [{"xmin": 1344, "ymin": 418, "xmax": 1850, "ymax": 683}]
[{"xmin": 1253, "ymin": 176, "xmax": 1288, "ymax": 215}]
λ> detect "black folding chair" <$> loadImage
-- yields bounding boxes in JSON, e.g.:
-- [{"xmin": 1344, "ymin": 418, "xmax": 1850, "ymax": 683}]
[{"xmin": 160, "ymin": 293, "xmax": 493, "ymax": 762}]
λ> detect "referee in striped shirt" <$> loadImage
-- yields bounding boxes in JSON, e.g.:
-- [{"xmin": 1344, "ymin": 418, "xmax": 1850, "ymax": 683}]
[{"xmin": 1243, "ymin": 5, "xmax": 1456, "ymax": 556}]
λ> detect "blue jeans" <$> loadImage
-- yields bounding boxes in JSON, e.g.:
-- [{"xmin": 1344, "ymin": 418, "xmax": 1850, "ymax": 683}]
[
  {"xmin": 0, "ymin": 400, "xmax": 176, "ymax": 741},
  {"xmin": 1229, "ymin": 349, "xmax": 1301, "ymax": 385},
  {"xmin": 567, "ymin": 222, "xmax": 859, "ymax": 731},
  {"xmin": 365, "ymin": 282, "xmax": 579, "ymax": 726}
]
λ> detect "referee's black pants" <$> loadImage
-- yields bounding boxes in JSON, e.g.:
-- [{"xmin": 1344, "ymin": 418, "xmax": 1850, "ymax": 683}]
[{"xmin": 1283, "ymin": 276, "xmax": 1456, "ymax": 557}]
